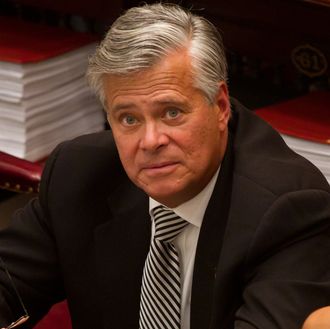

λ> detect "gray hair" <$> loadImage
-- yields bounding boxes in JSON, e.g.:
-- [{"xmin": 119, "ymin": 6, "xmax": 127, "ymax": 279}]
[{"xmin": 86, "ymin": 3, "xmax": 227, "ymax": 106}]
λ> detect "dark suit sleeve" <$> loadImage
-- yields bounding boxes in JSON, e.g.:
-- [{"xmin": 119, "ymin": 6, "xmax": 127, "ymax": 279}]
[
  {"xmin": 0, "ymin": 145, "xmax": 66, "ymax": 328},
  {"xmin": 235, "ymin": 189, "xmax": 330, "ymax": 329}
]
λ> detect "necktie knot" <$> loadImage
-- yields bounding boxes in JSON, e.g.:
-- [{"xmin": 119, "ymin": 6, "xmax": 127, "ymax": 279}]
[{"xmin": 152, "ymin": 205, "xmax": 188, "ymax": 243}]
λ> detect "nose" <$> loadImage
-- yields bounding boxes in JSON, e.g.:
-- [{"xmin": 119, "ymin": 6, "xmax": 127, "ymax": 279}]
[{"xmin": 139, "ymin": 122, "xmax": 169, "ymax": 151}]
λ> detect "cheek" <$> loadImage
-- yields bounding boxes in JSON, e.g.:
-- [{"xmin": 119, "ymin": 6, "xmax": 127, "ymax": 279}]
[
  {"xmin": 184, "ymin": 121, "xmax": 220, "ymax": 164},
  {"xmin": 186, "ymin": 120, "xmax": 216, "ymax": 150},
  {"xmin": 178, "ymin": 130, "xmax": 209, "ymax": 167}
]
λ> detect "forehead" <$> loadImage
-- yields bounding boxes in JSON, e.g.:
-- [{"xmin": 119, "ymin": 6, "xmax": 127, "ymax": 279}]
[{"xmin": 104, "ymin": 51, "xmax": 197, "ymax": 108}]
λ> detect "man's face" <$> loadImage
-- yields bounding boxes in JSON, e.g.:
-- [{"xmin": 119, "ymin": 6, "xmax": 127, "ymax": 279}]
[{"xmin": 105, "ymin": 50, "xmax": 230, "ymax": 208}]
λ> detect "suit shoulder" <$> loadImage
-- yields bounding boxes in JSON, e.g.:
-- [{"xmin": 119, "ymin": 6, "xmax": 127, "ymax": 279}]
[
  {"xmin": 59, "ymin": 131, "xmax": 116, "ymax": 152},
  {"xmin": 49, "ymin": 131, "xmax": 118, "ymax": 166},
  {"xmin": 40, "ymin": 131, "xmax": 125, "ymax": 199}
]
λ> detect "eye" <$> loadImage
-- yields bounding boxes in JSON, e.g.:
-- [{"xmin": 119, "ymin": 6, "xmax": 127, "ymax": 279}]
[
  {"xmin": 121, "ymin": 114, "xmax": 137, "ymax": 126},
  {"xmin": 165, "ymin": 108, "xmax": 181, "ymax": 119}
]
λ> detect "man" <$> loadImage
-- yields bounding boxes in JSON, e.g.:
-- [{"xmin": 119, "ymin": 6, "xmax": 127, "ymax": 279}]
[{"xmin": 0, "ymin": 3, "xmax": 329, "ymax": 329}]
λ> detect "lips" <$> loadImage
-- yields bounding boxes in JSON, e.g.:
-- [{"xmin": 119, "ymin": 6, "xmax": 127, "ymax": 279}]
[
  {"xmin": 143, "ymin": 161, "xmax": 176, "ymax": 169},
  {"xmin": 141, "ymin": 162, "xmax": 179, "ymax": 176}
]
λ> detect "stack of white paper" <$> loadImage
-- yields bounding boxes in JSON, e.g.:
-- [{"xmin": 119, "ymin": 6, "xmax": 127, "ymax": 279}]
[{"xmin": 0, "ymin": 20, "xmax": 104, "ymax": 161}]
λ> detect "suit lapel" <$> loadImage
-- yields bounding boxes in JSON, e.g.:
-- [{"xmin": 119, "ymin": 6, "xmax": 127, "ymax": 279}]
[
  {"xmin": 94, "ymin": 177, "xmax": 150, "ymax": 328},
  {"xmin": 191, "ymin": 131, "xmax": 235, "ymax": 329}
]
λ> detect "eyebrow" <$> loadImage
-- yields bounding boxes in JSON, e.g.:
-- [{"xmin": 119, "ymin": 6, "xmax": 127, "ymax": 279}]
[
  {"xmin": 111, "ymin": 98, "xmax": 188, "ymax": 113},
  {"xmin": 154, "ymin": 98, "xmax": 187, "ymax": 107},
  {"xmin": 110, "ymin": 102, "xmax": 136, "ymax": 113}
]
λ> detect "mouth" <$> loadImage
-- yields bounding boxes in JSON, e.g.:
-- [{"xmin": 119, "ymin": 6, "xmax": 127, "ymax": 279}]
[{"xmin": 141, "ymin": 162, "xmax": 179, "ymax": 176}]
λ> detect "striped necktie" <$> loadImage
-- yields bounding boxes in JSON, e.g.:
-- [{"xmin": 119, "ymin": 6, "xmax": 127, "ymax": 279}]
[{"xmin": 139, "ymin": 205, "xmax": 188, "ymax": 329}]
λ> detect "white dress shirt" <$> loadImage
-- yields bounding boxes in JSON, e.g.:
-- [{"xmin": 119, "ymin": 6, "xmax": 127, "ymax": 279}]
[{"xmin": 149, "ymin": 167, "xmax": 220, "ymax": 329}]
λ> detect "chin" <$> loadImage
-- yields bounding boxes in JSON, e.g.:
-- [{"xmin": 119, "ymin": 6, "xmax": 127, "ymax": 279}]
[
  {"xmin": 135, "ymin": 174, "xmax": 190, "ymax": 204},
  {"xmin": 148, "ymin": 187, "xmax": 191, "ymax": 208},
  {"xmin": 142, "ymin": 185, "xmax": 178, "ymax": 204}
]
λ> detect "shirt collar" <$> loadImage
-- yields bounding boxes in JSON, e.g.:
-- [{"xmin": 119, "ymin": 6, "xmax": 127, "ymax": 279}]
[{"xmin": 149, "ymin": 166, "xmax": 220, "ymax": 228}]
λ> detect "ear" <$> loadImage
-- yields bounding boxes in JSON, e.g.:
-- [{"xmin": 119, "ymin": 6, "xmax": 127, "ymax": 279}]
[{"xmin": 215, "ymin": 82, "xmax": 231, "ymax": 131}]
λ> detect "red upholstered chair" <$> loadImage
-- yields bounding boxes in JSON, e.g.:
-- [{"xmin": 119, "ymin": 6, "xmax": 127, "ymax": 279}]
[{"xmin": 0, "ymin": 151, "xmax": 43, "ymax": 194}]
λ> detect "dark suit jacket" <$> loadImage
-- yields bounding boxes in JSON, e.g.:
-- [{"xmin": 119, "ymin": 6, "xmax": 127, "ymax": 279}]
[{"xmin": 0, "ymin": 100, "xmax": 329, "ymax": 329}]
